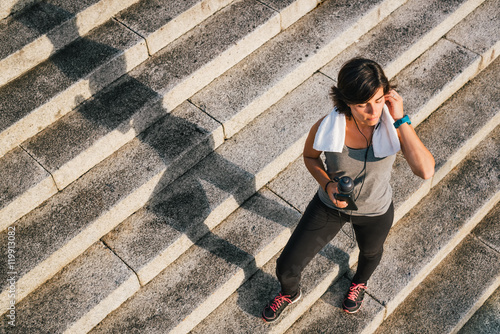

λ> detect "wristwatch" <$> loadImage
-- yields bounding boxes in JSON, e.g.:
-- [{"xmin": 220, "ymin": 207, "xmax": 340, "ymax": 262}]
[{"xmin": 394, "ymin": 115, "xmax": 411, "ymax": 129}]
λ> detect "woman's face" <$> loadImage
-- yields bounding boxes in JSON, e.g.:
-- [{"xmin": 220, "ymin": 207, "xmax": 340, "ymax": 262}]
[{"xmin": 348, "ymin": 86, "xmax": 385, "ymax": 127}]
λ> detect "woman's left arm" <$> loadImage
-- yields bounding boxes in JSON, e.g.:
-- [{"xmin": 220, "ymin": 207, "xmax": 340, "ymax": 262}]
[{"xmin": 385, "ymin": 90, "xmax": 435, "ymax": 180}]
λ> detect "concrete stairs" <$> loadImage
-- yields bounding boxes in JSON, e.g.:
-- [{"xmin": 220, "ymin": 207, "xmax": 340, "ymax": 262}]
[{"xmin": 0, "ymin": 0, "xmax": 498, "ymax": 332}]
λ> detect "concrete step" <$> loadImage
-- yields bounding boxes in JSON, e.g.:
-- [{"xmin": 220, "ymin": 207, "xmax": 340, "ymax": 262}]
[
  {"xmin": 0, "ymin": 101, "xmax": 224, "ymax": 315},
  {"xmin": 1, "ymin": 241, "xmax": 140, "ymax": 333},
  {"xmin": 0, "ymin": 18, "xmax": 148, "ymax": 158},
  {"xmin": 0, "ymin": 0, "xmax": 315, "ymax": 230},
  {"xmin": 0, "ymin": 0, "xmax": 37, "ymax": 21},
  {"xmin": 189, "ymin": 0, "xmax": 407, "ymax": 139},
  {"xmin": 0, "ymin": 0, "xmax": 140, "ymax": 86},
  {"xmin": 458, "ymin": 287, "xmax": 500, "ymax": 334},
  {"xmin": 373, "ymin": 203, "xmax": 500, "ymax": 334}
]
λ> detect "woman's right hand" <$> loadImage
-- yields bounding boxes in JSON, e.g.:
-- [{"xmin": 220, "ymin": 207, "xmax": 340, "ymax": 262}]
[{"xmin": 325, "ymin": 181, "xmax": 348, "ymax": 209}]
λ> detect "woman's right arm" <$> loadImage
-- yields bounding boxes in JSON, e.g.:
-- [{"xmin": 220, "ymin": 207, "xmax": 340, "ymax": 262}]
[{"xmin": 303, "ymin": 118, "xmax": 348, "ymax": 208}]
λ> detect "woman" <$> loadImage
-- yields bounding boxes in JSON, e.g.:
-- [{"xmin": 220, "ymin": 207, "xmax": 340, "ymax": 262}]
[{"xmin": 262, "ymin": 58, "xmax": 435, "ymax": 322}]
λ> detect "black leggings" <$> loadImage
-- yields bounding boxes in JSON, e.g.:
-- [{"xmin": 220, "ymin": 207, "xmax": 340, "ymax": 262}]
[{"xmin": 276, "ymin": 193, "xmax": 394, "ymax": 295}]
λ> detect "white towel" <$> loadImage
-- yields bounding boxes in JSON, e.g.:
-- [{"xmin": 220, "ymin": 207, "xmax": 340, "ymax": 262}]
[{"xmin": 313, "ymin": 105, "xmax": 400, "ymax": 157}]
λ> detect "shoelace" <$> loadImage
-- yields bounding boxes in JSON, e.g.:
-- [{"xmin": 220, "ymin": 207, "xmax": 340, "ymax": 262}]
[
  {"xmin": 270, "ymin": 293, "xmax": 292, "ymax": 311},
  {"xmin": 346, "ymin": 283, "xmax": 366, "ymax": 301}
]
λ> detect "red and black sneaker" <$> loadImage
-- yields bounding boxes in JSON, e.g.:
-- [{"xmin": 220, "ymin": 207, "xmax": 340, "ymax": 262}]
[
  {"xmin": 262, "ymin": 290, "xmax": 301, "ymax": 322},
  {"xmin": 342, "ymin": 282, "xmax": 367, "ymax": 314}
]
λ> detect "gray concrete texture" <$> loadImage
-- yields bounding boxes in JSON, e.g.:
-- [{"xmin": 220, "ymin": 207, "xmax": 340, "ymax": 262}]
[
  {"xmin": 0, "ymin": 0, "xmax": 140, "ymax": 87},
  {"xmin": 190, "ymin": 0, "xmax": 405, "ymax": 138},
  {"xmin": 374, "ymin": 234, "xmax": 500, "ymax": 333},
  {"xmin": 101, "ymin": 74, "xmax": 332, "ymax": 285},
  {"xmin": 321, "ymin": 0, "xmax": 484, "ymax": 80},
  {"xmin": 129, "ymin": 0, "xmax": 281, "ymax": 111},
  {"xmin": 93, "ymin": 189, "xmax": 301, "ymax": 333},
  {"xmin": 458, "ymin": 286, "xmax": 500, "ymax": 334},
  {"xmin": 0, "ymin": 101, "xmax": 224, "ymax": 312},
  {"xmin": 116, "ymin": 0, "xmax": 234, "ymax": 54},
  {"xmin": 0, "ymin": 242, "xmax": 138, "ymax": 333},
  {"xmin": 0, "ymin": 18, "xmax": 148, "ymax": 157}
]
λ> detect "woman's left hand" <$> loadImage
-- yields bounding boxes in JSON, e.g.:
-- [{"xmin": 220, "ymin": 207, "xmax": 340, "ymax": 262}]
[{"xmin": 385, "ymin": 89, "xmax": 405, "ymax": 121}]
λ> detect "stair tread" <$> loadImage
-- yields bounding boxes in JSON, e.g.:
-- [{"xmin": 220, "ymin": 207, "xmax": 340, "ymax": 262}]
[
  {"xmin": 101, "ymin": 74, "xmax": 332, "ymax": 284},
  {"xmin": 92, "ymin": 189, "xmax": 306, "ymax": 333},
  {"xmin": 373, "ymin": 204, "xmax": 500, "ymax": 333},
  {"xmin": 0, "ymin": 18, "xmax": 147, "ymax": 157},
  {"xmin": 0, "ymin": 0, "xmax": 138, "ymax": 87},
  {"xmin": 128, "ymin": 0, "xmax": 280, "ymax": 111},
  {"xmin": 0, "ymin": 102, "xmax": 222, "ymax": 313},
  {"xmin": 190, "ymin": 0, "xmax": 404, "ymax": 138},
  {"xmin": 116, "ymin": 0, "xmax": 235, "ymax": 54},
  {"xmin": 6, "ymin": 242, "xmax": 138, "ymax": 333},
  {"xmin": 458, "ymin": 286, "xmax": 500, "ymax": 334}
]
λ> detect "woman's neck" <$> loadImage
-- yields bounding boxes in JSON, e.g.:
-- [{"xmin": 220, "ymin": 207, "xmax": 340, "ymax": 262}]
[{"xmin": 345, "ymin": 117, "xmax": 374, "ymax": 149}]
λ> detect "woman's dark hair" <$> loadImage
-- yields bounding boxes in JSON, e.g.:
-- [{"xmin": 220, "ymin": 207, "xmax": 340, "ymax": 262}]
[{"xmin": 331, "ymin": 58, "xmax": 394, "ymax": 117}]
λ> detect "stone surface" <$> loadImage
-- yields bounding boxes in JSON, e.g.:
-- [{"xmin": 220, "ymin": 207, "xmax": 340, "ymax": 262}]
[
  {"xmin": 287, "ymin": 276, "xmax": 385, "ymax": 334},
  {"xmin": 190, "ymin": 0, "xmax": 403, "ymax": 138},
  {"xmin": 0, "ymin": 18, "xmax": 147, "ymax": 157},
  {"xmin": 395, "ymin": 38, "xmax": 479, "ymax": 125},
  {"xmin": 261, "ymin": 0, "xmax": 318, "ymax": 29},
  {"xmin": 0, "ymin": 0, "xmax": 38, "ymax": 20},
  {"xmin": 472, "ymin": 202, "xmax": 500, "ymax": 252},
  {"xmin": 0, "ymin": 102, "xmax": 223, "ymax": 312},
  {"xmin": 0, "ymin": 0, "xmax": 140, "ymax": 86},
  {"xmin": 117, "ymin": 0, "xmax": 233, "ymax": 54},
  {"xmin": 130, "ymin": 0, "xmax": 280, "ymax": 111},
  {"xmin": 321, "ymin": 0, "xmax": 483, "ymax": 80},
  {"xmin": 374, "ymin": 234, "xmax": 500, "ymax": 334},
  {"xmin": 458, "ymin": 286, "xmax": 500, "ymax": 334},
  {"xmin": 369, "ymin": 125, "xmax": 500, "ymax": 316},
  {"xmin": 267, "ymin": 156, "xmax": 318, "ymax": 213},
  {"xmin": 190, "ymin": 246, "xmax": 352, "ymax": 334},
  {"xmin": 0, "ymin": 147, "xmax": 57, "ymax": 231},
  {"xmin": 22, "ymin": 75, "xmax": 163, "ymax": 189},
  {"xmin": 447, "ymin": 0, "xmax": 500, "ymax": 58},
  {"xmin": 1, "ymin": 242, "xmax": 139, "ymax": 333},
  {"xmin": 94, "ymin": 189, "xmax": 300, "ymax": 333},
  {"xmin": 102, "ymin": 74, "xmax": 332, "ymax": 286}
]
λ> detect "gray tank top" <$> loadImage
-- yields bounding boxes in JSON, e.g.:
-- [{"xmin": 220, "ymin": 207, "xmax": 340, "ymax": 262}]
[{"xmin": 318, "ymin": 145, "xmax": 396, "ymax": 216}]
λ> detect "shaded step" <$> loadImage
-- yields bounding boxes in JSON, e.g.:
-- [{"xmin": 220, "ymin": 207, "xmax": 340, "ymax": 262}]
[
  {"xmin": 0, "ymin": 0, "xmax": 314, "ymax": 230},
  {"xmin": 458, "ymin": 287, "xmax": 500, "ymax": 334},
  {"xmin": 0, "ymin": 0, "xmax": 37, "ymax": 21},
  {"xmin": 101, "ymin": 73, "xmax": 332, "ymax": 287},
  {"xmin": 0, "ymin": 102, "xmax": 224, "ymax": 315},
  {"xmin": 92, "ymin": 189, "xmax": 327, "ymax": 333},
  {"xmin": 0, "ymin": 0, "xmax": 139, "ymax": 86},
  {"xmin": 190, "ymin": 0, "xmax": 407, "ymax": 138},
  {"xmin": 1, "ymin": 241, "xmax": 139, "ymax": 333},
  {"xmin": 373, "ymin": 203, "xmax": 500, "ymax": 334},
  {"xmin": 115, "ymin": 0, "xmax": 235, "ymax": 55},
  {"xmin": 320, "ymin": 0, "xmax": 487, "ymax": 81},
  {"xmin": 0, "ymin": 18, "xmax": 148, "ymax": 157},
  {"xmin": 127, "ymin": 0, "xmax": 282, "ymax": 113}
]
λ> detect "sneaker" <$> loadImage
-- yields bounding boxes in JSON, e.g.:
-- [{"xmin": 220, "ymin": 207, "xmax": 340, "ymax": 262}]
[
  {"xmin": 262, "ymin": 290, "xmax": 301, "ymax": 322},
  {"xmin": 343, "ymin": 282, "xmax": 367, "ymax": 314}
]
